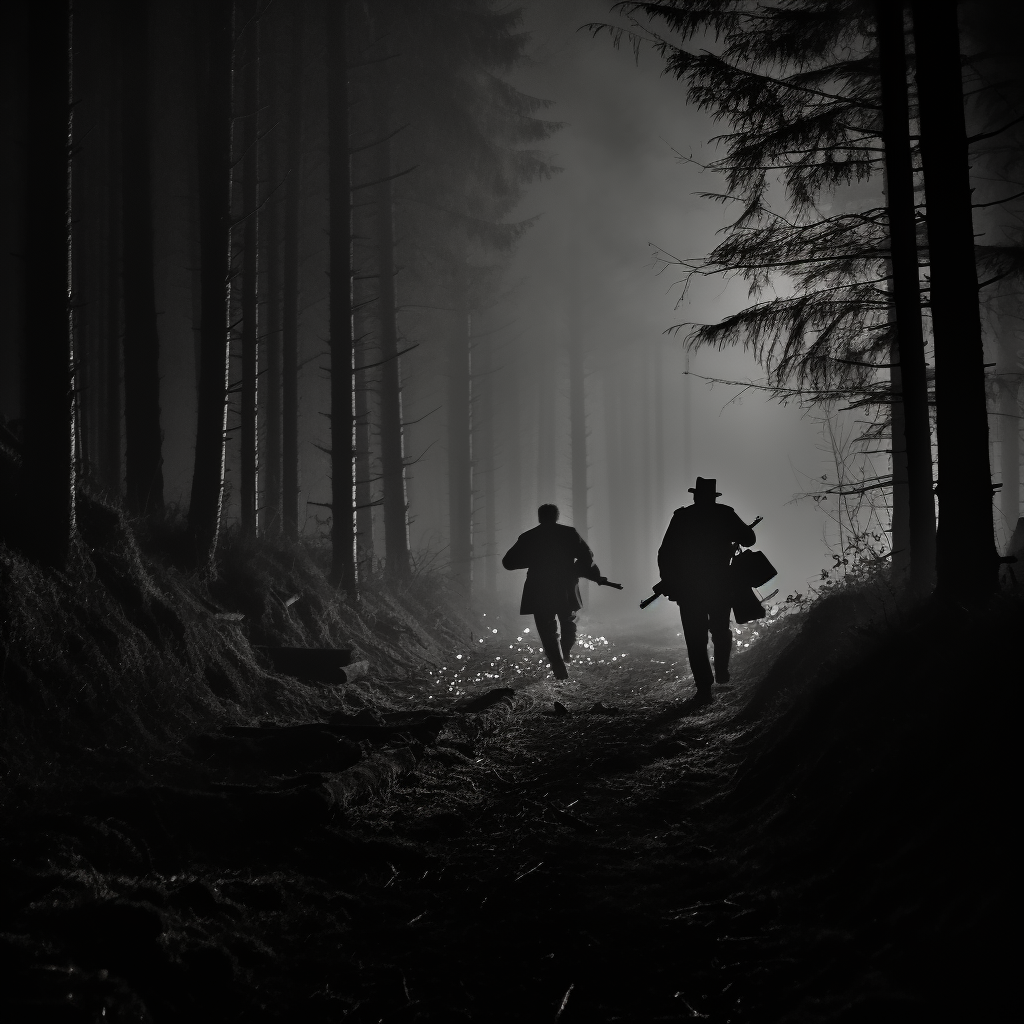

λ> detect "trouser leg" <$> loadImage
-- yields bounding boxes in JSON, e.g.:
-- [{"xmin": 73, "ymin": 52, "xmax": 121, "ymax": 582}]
[
  {"xmin": 708, "ymin": 601, "xmax": 733, "ymax": 683},
  {"xmin": 533, "ymin": 612, "xmax": 567, "ymax": 678},
  {"xmin": 557, "ymin": 610, "xmax": 577, "ymax": 659},
  {"xmin": 679, "ymin": 605, "xmax": 714, "ymax": 690}
]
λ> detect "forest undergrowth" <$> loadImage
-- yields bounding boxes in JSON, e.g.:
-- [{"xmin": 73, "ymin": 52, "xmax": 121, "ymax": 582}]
[{"xmin": 1, "ymin": 501, "xmax": 1018, "ymax": 1022}]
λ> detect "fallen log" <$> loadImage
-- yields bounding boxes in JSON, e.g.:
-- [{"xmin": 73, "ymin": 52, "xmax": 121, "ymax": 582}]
[
  {"xmin": 455, "ymin": 687, "xmax": 515, "ymax": 713},
  {"xmin": 256, "ymin": 646, "xmax": 356, "ymax": 683}
]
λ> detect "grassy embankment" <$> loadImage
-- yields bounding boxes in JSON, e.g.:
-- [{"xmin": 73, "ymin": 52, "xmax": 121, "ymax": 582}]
[{"xmin": 1, "ymin": 503, "xmax": 1018, "ymax": 1022}]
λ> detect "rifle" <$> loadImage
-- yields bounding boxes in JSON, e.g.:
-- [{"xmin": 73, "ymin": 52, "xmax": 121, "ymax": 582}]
[{"xmin": 642, "ymin": 516, "xmax": 765, "ymax": 611}]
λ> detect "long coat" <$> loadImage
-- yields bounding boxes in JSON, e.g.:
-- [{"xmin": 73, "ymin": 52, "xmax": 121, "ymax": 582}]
[
  {"xmin": 502, "ymin": 523, "xmax": 601, "ymax": 615},
  {"xmin": 657, "ymin": 502, "xmax": 756, "ymax": 603}
]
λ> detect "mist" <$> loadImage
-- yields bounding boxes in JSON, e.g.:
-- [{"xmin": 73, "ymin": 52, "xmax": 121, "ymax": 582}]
[{"xmin": 472, "ymin": 0, "xmax": 859, "ymax": 624}]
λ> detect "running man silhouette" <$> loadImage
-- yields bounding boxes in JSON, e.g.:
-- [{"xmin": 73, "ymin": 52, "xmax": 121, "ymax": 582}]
[
  {"xmin": 657, "ymin": 477, "xmax": 757, "ymax": 697},
  {"xmin": 502, "ymin": 504, "xmax": 617, "ymax": 679}
]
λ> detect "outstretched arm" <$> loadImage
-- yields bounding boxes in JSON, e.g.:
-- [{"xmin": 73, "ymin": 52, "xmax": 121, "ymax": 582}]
[{"xmin": 501, "ymin": 537, "xmax": 529, "ymax": 570}]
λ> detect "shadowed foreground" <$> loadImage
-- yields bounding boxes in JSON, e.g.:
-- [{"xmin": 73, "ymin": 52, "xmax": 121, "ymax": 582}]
[{"xmin": 1, "ymin": 557, "xmax": 1017, "ymax": 1022}]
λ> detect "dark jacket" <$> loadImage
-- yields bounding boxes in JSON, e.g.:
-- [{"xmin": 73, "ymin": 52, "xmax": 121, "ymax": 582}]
[
  {"xmin": 502, "ymin": 523, "xmax": 601, "ymax": 614},
  {"xmin": 658, "ymin": 502, "xmax": 756, "ymax": 602}
]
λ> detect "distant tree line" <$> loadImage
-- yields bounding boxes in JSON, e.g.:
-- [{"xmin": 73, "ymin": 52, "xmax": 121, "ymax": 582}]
[
  {"xmin": 597, "ymin": 0, "xmax": 1023, "ymax": 603},
  {"xmin": 0, "ymin": 0, "xmax": 555, "ymax": 603}
]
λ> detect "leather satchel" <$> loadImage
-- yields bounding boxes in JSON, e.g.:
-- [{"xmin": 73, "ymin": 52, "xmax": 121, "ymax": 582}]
[
  {"xmin": 729, "ymin": 549, "xmax": 778, "ymax": 624},
  {"xmin": 730, "ymin": 549, "xmax": 778, "ymax": 589}
]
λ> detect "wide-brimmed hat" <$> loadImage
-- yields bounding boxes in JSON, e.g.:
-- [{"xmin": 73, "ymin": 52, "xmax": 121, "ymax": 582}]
[{"xmin": 688, "ymin": 476, "xmax": 722, "ymax": 498}]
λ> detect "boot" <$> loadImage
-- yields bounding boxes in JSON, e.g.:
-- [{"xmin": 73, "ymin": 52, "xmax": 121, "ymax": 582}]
[{"xmin": 713, "ymin": 644, "xmax": 731, "ymax": 685}]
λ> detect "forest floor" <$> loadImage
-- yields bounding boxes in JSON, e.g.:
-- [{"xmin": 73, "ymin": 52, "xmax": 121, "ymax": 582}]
[{"xmin": 2, "ymin": 538, "xmax": 1017, "ymax": 1023}]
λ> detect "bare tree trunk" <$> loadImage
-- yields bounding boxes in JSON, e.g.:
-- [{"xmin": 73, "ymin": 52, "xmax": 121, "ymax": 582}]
[
  {"xmin": 120, "ymin": 0, "xmax": 164, "ymax": 517},
  {"xmin": 327, "ymin": 0, "xmax": 357, "ymax": 596},
  {"xmin": 567, "ymin": 280, "xmax": 588, "ymax": 604},
  {"xmin": 281, "ymin": 0, "xmax": 303, "ymax": 541},
  {"xmin": 602, "ymin": 358, "xmax": 624, "ymax": 580},
  {"xmin": 997, "ymin": 293, "xmax": 1021, "ymax": 550},
  {"xmin": 187, "ymin": 0, "xmax": 233, "ymax": 567},
  {"xmin": 505, "ymin": 349, "xmax": 522, "ymax": 534},
  {"xmin": 374, "ymin": 116, "xmax": 411, "ymax": 578},
  {"xmin": 877, "ymin": 1, "xmax": 936, "ymax": 595},
  {"xmin": 354, "ymin": 295, "xmax": 374, "ymax": 571},
  {"xmin": 888, "ymin": 340, "xmax": 912, "ymax": 576},
  {"xmin": 448, "ymin": 274, "xmax": 473, "ymax": 597},
  {"xmin": 653, "ymin": 341, "xmax": 665, "ymax": 524},
  {"xmin": 639, "ymin": 354, "xmax": 652, "ymax": 572},
  {"xmin": 912, "ymin": 0, "xmax": 997, "ymax": 599},
  {"xmin": 262, "ymin": 21, "xmax": 282, "ymax": 536},
  {"xmin": 477, "ymin": 329, "xmax": 497, "ymax": 598},
  {"xmin": 102, "ymin": 29, "xmax": 123, "ymax": 501},
  {"xmin": 501, "ymin": 344, "xmax": 523, "ymax": 608},
  {"xmin": 238, "ymin": 1, "xmax": 259, "ymax": 539},
  {"xmin": 20, "ymin": 0, "xmax": 75, "ymax": 569},
  {"xmin": 536, "ymin": 332, "xmax": 556, "ymax": 504},
  {"xmin": 568, "ymin": 288, "xmax": 588, "ymax": 543}
]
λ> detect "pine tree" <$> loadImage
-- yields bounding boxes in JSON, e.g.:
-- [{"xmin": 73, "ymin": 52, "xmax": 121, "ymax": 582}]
[
  {"xmin": 281, "ymin": 0, "xmax": 304, "ymax": 542},
  {"xmin": 601, "ymin": 1, "xmax": 938, "ymax": 589},
  {"xmin": 237, "ymin": 0, "xmax": 260, "ymax": 540},
  {"xmin": 912, "ymin": 0, "xmax": 998, "ymax": 599},
  {"xmin": 187, "ymin": 0, "xmax": 234, "ymax": 567},
  {"xmin": 326, "ymin": 0, "xmax": 357, "ymax": 596},
  {"xmin": 119, "ymin": 0, "xmax": 165, "ymax": 517},
  {"xmin": 20, "ymin": 0, "xmax": 75, "ymax": 569}
]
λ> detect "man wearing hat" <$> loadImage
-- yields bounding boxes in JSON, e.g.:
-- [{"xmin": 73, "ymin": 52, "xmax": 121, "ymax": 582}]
[{"xmin": 657, "ymin": 478, "xmax": 757, "ymax": 697}]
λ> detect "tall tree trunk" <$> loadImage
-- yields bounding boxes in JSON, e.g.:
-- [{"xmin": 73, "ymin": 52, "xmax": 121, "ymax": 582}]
[
  {"xmin": 536, "ymin": 333, "xmax": 556, "ymax": 504},
  {"xmin": 997, "ymin": 294, "xmax": 1021, "ymax": 550},
  {"xmin": 238, "ymin": 1, "xmax": 259, "ymax": 539},
  {"xmin": 639, "ymin": 355, "xmax": 653, "ymax": 574},
  {"xmin": 102, "ymin": 29, "xmax": 123, "ymax": 501},
  {"xmin": 281, "ymin": 0, "xmax": 303, "ymax": 541},
  {"xmin": 567, "ymin": 280, "xmax": 588, "ymax": 604},
  {"xmin": 505, "ymin": 349, "xmax": 522, "ymax": 532},
  {"xmin": 262, "ymin": 28, "xmax": 282, "ymax": 535},
  {"xmin": 354, "ymin": 292, "xmax": 374, "ymax": 570},
  {"xmin": 0, "ymin": 7, "xmax": 29, "ymax": 455},
  {"xmin": 877, "ymin": 1, "xmax": 936, "ymax": 595},
  {"xmin": 568, "ymin": 289, "xmax": 588, "ymax": 543},
  {"xmin": 478, "ymin": 330, "xmax": 497, "ymax": 598},
  {"xmin": 187, "ymin": 0, "xmax": 233, "ymax": 567},
  {"xmin": 888, "ymin": 339, "xmax": 912, "ymax": 576},
  {"xmin": 502, "ymin": 346, "xmax": 523, "ymax": 606},
  {"xmin": 682, "ymin": 352, "xmax": 692, "ymax": 492},
  {"xmin": 911, "ymin": 0, "xmax": 997, "ymax": 598},
  {"xmin": 374, "ymin": 121, "xmax": 411, "ymax": 578},
  {"xmin": 21, "ymin": 1, "xmax": 75, "ymax": 569},
  {"xmin": 448, "ymin": 274, "xmax": 473, "ymax": 596},
  {"xmin": 602, "ymin": 358, "xmax": 624, "ymax": 583},
  {"xmin": 120, "ymin": 0, "xmax": 164, "ymax": 516},
  {"xmin": 653, "ymin": 341, "xmax": 665, "ymax": 525},
  {"xmin": 327, "ymin": 0, "xmax": 357, "ymax": 596}
]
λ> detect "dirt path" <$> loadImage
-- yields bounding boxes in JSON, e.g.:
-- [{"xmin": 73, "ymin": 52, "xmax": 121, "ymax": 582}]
[
  {"xmin": 2, "ymin": 618, "xmax": 895, "ymax": 1023},
  {"xmin": 323, "ymin": 630, "xmax": 786, "ymax": 1023}
]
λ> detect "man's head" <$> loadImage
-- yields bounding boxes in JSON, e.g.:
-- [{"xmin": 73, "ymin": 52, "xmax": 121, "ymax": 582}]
[
  {"xmin": 538, "ymin": 504, "xmax": 560, "ymax": 523},
  {"xmin": 688, "ymin": 477, "xmax": 722, "ymax": 505}
]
